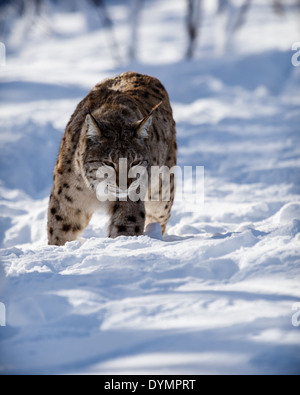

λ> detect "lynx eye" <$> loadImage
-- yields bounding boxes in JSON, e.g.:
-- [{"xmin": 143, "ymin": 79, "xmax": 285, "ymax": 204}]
[
  {"xmin": 131, "ymin": 160, "xmax": 143, "ymax": 167},
  {"xmin": 103, "ymin": 161, "xmax": 115, "ymax": 168}
]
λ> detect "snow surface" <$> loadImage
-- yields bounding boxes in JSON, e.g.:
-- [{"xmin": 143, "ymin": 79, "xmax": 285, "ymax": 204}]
[{"xmin": 0, "ymin": 0, "xmax": 300, "ymax": 375}]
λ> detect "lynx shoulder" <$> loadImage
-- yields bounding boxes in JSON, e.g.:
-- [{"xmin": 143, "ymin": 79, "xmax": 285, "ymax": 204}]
[{"xmin": 48, "ymin": 72, "xmax": 177, "ymax": 246}]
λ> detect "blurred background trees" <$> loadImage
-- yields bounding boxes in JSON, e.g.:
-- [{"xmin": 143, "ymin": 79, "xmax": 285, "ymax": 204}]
[{"xmin": 0, "ymin": 0, "xmax": 299, "ymax": 62}]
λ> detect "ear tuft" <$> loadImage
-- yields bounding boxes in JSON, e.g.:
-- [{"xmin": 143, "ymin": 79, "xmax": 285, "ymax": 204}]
[
  {"xmin": 133, "ymin": 101, "xmax": 162, "ymax": 139},
  {"xmin": 85, "ymin": 114, "xmax": 102, "ymax": 139}
]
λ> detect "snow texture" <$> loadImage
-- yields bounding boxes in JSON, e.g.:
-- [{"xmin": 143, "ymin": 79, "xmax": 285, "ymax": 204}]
[{"xmin": 0, "ymin": 0, "xmax": 300, "ymax": 375}]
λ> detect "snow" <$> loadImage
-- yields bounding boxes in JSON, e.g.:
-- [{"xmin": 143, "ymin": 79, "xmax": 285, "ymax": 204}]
[{"xmin": 0, "ymin": 0, "xmax": 300, "ymax": 375}]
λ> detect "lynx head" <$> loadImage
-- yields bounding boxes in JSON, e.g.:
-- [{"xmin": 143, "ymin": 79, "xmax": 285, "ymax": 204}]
[{"xmin": 79, "ymin": 103, "xmax": 161, "ymax": 198}]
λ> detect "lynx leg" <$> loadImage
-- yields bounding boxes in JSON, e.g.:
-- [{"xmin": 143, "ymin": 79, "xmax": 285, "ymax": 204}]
[
  {"xmin": 48, "ymin": 192, "xmax": 91, "ymax": 246},
  {"xmin": 108, "ymin": 201, "xmax": 146, "ymax": 238},
  {"xmin": 144, "ymin": 199, "xmax": 173, "ymax": 235},
  {"xmin": 145, "ymin": 160, "xmax": 175, "ymax": 235}
]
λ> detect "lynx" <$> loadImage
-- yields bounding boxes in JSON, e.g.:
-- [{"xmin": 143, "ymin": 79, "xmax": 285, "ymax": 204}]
[{"xmin": 48, "ymin": 72, "xmax": 177, "ymax": 246}]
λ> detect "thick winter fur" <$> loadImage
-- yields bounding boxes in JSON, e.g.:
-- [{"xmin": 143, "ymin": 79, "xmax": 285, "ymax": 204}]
[{"xmin": 48, "ymin": 72, "xmax": 177, "ymax": 246}]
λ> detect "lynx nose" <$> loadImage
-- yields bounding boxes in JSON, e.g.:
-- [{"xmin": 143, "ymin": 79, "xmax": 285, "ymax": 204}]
[
  {"xmin": 118, "ymin": 180, "xmax": 128, "ymax": 191},
  {"xmin": 116, "ymin": 188, "xmax": 128, "ymax": 198}
]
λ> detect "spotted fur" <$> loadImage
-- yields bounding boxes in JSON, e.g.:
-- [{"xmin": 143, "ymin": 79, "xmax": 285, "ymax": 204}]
[{"xmin": 48, "ymin": 72, "xmax": 177, "ymax": 246}]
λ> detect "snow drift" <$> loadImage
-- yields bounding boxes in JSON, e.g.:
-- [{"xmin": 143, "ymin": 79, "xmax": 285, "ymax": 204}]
[{"xmin": 0, "ymin": 0, "xmax": 300, "ymax": 375}]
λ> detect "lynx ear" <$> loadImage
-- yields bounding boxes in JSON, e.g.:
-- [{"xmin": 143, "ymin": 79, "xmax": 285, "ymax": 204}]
[
  {"xmin": 133, "ymin": 115, "xmax": 152, "ymax": 139},
  {"xmin": 133, "ymin": 101, "xmax": 163, "ymax": 139},
  {"xmin": 85, "ymin": 114, "xmax": 102, "ymax": 139}
]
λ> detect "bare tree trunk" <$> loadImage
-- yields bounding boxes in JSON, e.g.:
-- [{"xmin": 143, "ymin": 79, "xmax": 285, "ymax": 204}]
[
  {"xmin": 34, "ymin": 0, "xmax": 42, "ymax": 15},
  {"xmin": 92, "ymin": 0, "xmax": 111, "ymax": 27},
  {"xmin": 231, "ymin": 0, "xmax": 253, "ymax": 33},
  {"xmin": 186, "ymin": 0, "xmax": 202, "ymax": 59},
  {"xmin": 217, "ymin": 0, "xmax": 230, "ymax": 14},
  {"xmin": 128, "ymin": 0, "xmax": 143, "ymax": 61},
  {"xmin": 230, "ymin": 0, "xmax": 284, "ymax": 36},
  {"xmin": 92, "ymin": 0, "xmax": 121, "ymax": 64},
  {"xmin": 273, "ymin": 0, "xmax": 284, "ymax": 15}
]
